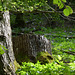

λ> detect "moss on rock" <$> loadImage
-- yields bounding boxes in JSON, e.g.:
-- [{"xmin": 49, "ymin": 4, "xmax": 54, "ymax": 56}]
[
  {"xmin": 36, "ymin": 51, "xmax": 53, "ymax": 64},
  {"xmin": 14, "ymin": 60, "xmax": 20, "ymax": 71}
]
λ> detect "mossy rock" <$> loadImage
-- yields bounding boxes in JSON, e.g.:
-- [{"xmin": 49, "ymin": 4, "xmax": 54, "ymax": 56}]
[{"xmin": 36, "ymin": 51, "xmax": 53, "ymax": 64}]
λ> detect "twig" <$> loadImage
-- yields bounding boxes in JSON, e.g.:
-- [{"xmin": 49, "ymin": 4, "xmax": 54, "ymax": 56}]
[
  {"xmin": 61, "ymin": 50, "xmax": 75, "ymax": 55},
  {"xmin": 60, "ymin": 14, "xmax": 75, "ymax": 21}
]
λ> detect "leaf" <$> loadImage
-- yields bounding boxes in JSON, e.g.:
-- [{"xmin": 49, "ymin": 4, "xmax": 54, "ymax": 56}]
[
  {"xmin": 0, "ymin": 46, "xmax": 5, "ymax": 54},
  {"xmin": 63, "ymin": 8, "xmax": 69, "ymax": 16},
  {"xmin": 53, "ymin": 0, "xmax": 58, "ymax": 4},
  {"xmin": 29, "ymin": 6, "xmax": 34, "ymax": 12},
  {"xmin": 63, "ymin": 6, "xmax": 73, "ymax": 16},
  {"xmin": 58, "ymin": 55, "xmax": 62, "ymax": 60},
  {"xmin": 54, "ymin": 0, "xmax": 64, "ymax": 9},
  {"xmin": 0, "ymin": 50, "xmax": 5, "ymax": 54},
  {"xmin": 62, "ymin": 0, "xmax": 66, "ymax": 2},
  {"xmin": 0, "ymin": 6, "xmax": 3, "ymax": 11},
  {"xmin": 58, "ymin": 2, "xmax": 64, "ymax": 9},
  {"xmin": 66, "ymin": 6, "xmax": 73, "ymax": 14},
  {"xmin": 1, "ymin": 45, "xmax": 8, "ymax": 50}
]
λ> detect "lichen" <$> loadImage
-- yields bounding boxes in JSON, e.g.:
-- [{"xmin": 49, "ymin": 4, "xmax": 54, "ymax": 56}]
[{"xmin": 36, "ymin": 51, "xmax": 53, "ymax": 64}]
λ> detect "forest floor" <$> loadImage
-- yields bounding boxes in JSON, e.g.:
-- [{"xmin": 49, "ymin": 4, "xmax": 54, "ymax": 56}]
[
  {"xmin": 12, "ymin": 26, "xmax": 75, "ymax": 64},
  {"xmin": 13, "ymin": 26, "xmax": 75, "ymax": 75}
]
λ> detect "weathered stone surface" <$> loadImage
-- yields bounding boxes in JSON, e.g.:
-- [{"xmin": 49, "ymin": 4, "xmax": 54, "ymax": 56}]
[{"xmin": 12, "ymin": 34, "xmax": 52, "ymax": 63}]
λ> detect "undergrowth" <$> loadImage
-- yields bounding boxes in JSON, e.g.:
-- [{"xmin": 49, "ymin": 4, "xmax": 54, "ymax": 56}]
[
  {"xmin": 14, "ymin": 27, "xmax": 75, "ymax": 75},
  {"xmin": 16, "ymin": 61, "xmax": 75, "ymax": 75}
]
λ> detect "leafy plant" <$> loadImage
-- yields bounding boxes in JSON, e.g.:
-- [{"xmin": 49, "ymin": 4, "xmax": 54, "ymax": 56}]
[
  {"xmin": 16, "ymin": 61, "xmax": 75, "ymax": 75},
  {"xmin": 53, "ymin": 0, "xmax": 73, "ymax": 16},
  {"xmin": 15, "ymin": 27, "xmax": 75, "ymax": 75},
  {"xmin": 0, "ymin": 0, "xmax": 73, "ymax": 16},
  {"xmin": 0, "ymin": 45, "xmax": 7, "ymax": 55}
]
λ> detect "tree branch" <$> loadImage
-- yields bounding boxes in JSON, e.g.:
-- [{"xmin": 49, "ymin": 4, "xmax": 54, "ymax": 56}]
[{"xmin": 62, "ymin": 51, "xmax": 75, "ymax": 55}]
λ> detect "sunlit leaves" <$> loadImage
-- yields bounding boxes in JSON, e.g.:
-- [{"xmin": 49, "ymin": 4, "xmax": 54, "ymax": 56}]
[
  {"xmin": 66, "ymin": 5, "xmax": 73, "ymax": 14},
  {"xmin": 62, "ymin": 0, "xmax": 66, "ymax": 2},
  {"xmin": 29, "ymin": 6, "xmax": 34, "ymax": 11},
  {"xmin": 7, "ymin": 0, "xmax": 48, "ymax": 12},
  {"xmin": 53, "ymin": 0, "xmax": 66, "ymax": 5},
  {"xmin": 16, "ymin": 61, "xmax": 75, "ymax": 75},
  {"xmin": 63, "ymin": 8, "xmax": 69, "ymax": 16},
  {"xmin": 63, "ymin": 6, "xmax": 73, "ymax": 16},
  {"xmin": 58, "ymin": 1, "xmax": 64, "ymax": 9},
  {"xmin": 53, "ymin": 0, "xmax": 65, "ymax": 9},
  {"xmin": 58, "ymin": 55, "xmax": 62, "ymax": 60},
  {"xmin": 0, "ymin": 45, "xmax": 5, "ymax": 54},
  {"xmin": 0, "ymin": 45, "xmax": 7, "ymax": 55},
  {"xmin": 53, "ymin": 0, "xmax": 58, "ymax": 4},
  {"xmin": 0, "ymin": 6, "xmax": 3, "ymax": 11},
  {"xmin": 53, "ymin": 0, "xmax": 73, "ymax": 16},
  {"xmin": 0, "ymin": 0, "xmax": 73, "ymax": 16}
]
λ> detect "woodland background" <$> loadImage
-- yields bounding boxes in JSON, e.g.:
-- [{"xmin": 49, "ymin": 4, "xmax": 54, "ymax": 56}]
[{"xmin": 0, "ymin": 0, "xmax": 75, "ymax": 75}]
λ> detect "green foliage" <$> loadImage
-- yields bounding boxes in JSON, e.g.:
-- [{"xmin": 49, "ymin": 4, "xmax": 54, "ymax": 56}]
[
  {"xmin": 13, "ymin": 27, "xmax": 75, "ymax": 75},
  {"xmin": 53, "ymin": 0, "xmax": 64, "ymax": 9},
  {"xmin": 53, "ymin": 0, "xmax": 66, "ymax": 6},
  {"xmin": 63, "ymin": 6, "xmax": 73, "ymax": 16},
  {"xmin": 0, "ymin": 45, "xmax": 7, "ymax": 55},
  {"xmin": 14, "ymin": 27, "xmax": 75, "ymax": 75},
  {"xmin": 0, "ymin": 0, "xmax": 73, "ymax": 16},
  {"xmin": 34, "ymin": 27, "xmax": 75, "ymax": 63},
  {"xmin": 16, "ymin": 61, "xmax": 75, "ymax": 75},
  {"xmin": 53, "ymin": 0, "xmax": 73, "ymax": 16},
  {"xmin": 5, "ymin": 0, "xmax": 48, "ymax": 12},
  {"xmin": 54, "ymin": 41, "xmax": 75, "ymax": 52}
]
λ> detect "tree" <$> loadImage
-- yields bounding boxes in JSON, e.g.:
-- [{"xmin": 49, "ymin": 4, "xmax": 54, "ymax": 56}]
[{"xmin": 0, "ymin": 11, "xmax": 17, "ymax": 75}]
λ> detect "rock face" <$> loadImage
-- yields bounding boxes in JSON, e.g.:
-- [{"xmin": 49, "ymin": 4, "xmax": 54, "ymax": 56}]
[{"xmin": 13, "ymin": 34, "xmax": 52, "ymax": 63}]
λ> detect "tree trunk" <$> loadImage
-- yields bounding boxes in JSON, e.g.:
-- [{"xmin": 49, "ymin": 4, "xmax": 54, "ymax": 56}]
[
  {"xmin": 0, "ymin": 11, "xmax": 16, "ymax": 75},
  {"xmin": 13, "ymin": 34, "xmax": 52, "ymax": 63}
]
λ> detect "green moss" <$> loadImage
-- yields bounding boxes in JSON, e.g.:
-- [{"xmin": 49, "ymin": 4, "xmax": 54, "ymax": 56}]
[
  {"xmin": 9, "ymin": 60, "xmax": 20, "ymax": 75},
  {"xmin": 14, "ymin": 60, "xmax": 20, "ymax": 71},
  {"xmin": 36, "ymin": 51, "xmax": 53, "ymax": 64},
  {"xmin": 9, "ymin": 60, "xmax": 20, "ymax": 71}
]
